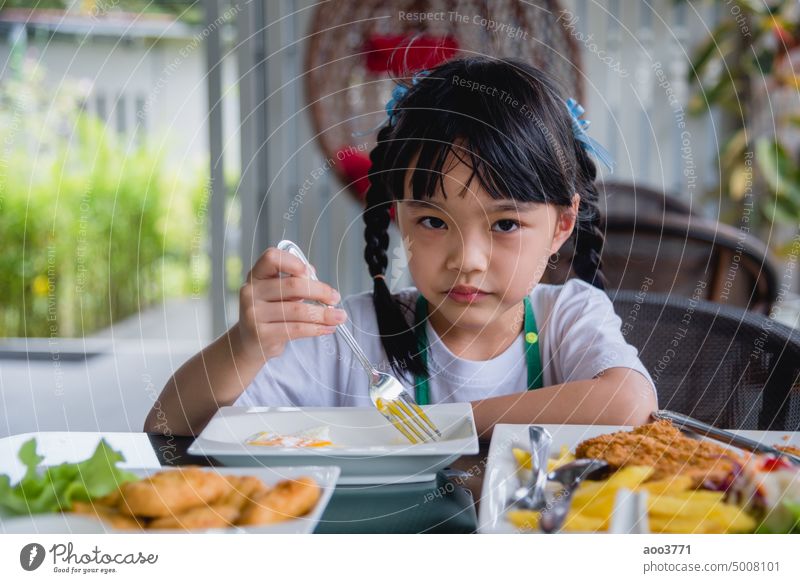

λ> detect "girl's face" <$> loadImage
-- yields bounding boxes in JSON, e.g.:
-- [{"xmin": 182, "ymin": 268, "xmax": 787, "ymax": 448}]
[{"xmin": 395, "ymin": 154, "xmax": 578, "ymax": 334}]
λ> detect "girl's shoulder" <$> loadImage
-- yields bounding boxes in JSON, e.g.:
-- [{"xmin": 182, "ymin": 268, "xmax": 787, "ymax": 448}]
[
  {"xmin": 532, "ymin": 277, "xmax": 607, "ymax": 303},
  {"xmin": 532, "ymin": 278, "xmax": 617, "ymax": 330}
]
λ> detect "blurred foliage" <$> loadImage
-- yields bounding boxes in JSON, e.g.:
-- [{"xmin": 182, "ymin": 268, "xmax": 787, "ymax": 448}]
[
  {"xmin": 0, "ymin": 59, "xmax": 209, "ymax": 337},
  {"xmin": 87, "ymin": 0, "xmax": 204, "ymax": 23},
  {"xmin": 0, "ymin": 1, "xmax": 66, "ymax": 8},
  {"xmin": 0, "ymin": 1, "xmax": 204, "ymax": 24},
  {"xmin": 688, "ymin": 0, "xmax": 800, "ymax": 246}
]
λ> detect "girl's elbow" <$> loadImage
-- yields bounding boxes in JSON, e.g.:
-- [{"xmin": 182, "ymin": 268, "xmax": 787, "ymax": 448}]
[
  {"xmin": 622, "ymin": 381, "xmax": 658, "ymax": 425},
  {"xmin": 142, "ymin": 409, "xmax": 157, "ymax": 433},
  {"xmin": 601, "ymin": 373, "xmax": 657, "ymax": 426},
  {"xmin": 142, "ymin": 406, "xmax": 164, "ymax": 433}
]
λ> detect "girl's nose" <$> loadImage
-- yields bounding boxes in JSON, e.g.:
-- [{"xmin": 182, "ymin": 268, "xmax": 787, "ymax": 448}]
[{"xmin": 445, "ymin": 230, "xmax": 490, "ymax": 274}]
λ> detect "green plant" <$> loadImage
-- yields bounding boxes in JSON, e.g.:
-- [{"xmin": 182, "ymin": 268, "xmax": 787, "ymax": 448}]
[
  {"xmin": 0, "ymin": 1, "xmax": 204, "ymax": 24},
  {"xmin": 0, "ymin": 59, "xmax": 209, "ymax": 337},
  {"xmin": 688, "ymin": 0, "xmax": 800, "ymax": 246}
]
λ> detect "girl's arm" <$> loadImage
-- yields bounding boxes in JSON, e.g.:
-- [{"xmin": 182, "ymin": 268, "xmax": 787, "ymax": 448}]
[
  {"xmin": 143, "ymin": 247, "xmax": 346, "ymax": 436},
  {"xmin": 470, "ymin": 367, "xmax": 657, "ymax": 440}
]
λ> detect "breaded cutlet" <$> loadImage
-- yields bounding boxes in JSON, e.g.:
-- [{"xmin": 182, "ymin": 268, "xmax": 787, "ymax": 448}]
[{"xmin": 574, "ymin": 420, "xmax": 742, "ymax": 484}]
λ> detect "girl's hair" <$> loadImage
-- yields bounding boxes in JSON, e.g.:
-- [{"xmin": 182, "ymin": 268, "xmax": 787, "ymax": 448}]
[{"xmin": 363, "ymin": 56, "xmax": 605, "ymax": 382}]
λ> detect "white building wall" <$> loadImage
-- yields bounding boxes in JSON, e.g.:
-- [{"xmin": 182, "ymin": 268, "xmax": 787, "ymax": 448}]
[{"xmin": 0, "ymin": 30, "xmax": 240, "ymax": 171}]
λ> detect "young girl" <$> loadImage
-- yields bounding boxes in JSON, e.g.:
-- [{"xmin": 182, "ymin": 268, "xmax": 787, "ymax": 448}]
[{"xmin": 145, "ymin": 57, "xmax": 657, "ymax": 437}]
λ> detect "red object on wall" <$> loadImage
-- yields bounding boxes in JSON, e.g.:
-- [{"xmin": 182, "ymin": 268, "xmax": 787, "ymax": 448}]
[
  {"xmin": 364, "ymin": 34, "xmax": 459, "ymax": 74},
  {"xmin": 336, "ymin": 148, "xmax": 371, "ymax": 200},
  {"xmin": 342, "ymin": 34, "xmax": 457, "ymax": 216}
]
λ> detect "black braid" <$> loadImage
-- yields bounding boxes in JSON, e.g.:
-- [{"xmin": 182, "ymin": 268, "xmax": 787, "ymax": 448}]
[
  {"xmin": 571, "ymin": 146, "xmax": 607, "ymax": 290},
  {"xmin": 363, "ymin": 125, "xmax": 429, "ymax": 382}
]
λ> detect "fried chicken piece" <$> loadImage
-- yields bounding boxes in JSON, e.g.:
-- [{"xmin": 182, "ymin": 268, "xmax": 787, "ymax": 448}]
[
  {"xmin": 71, "ymin": 501, "xmax": 144, "ymax": 530},
  {"xmin": 93, "ymin": 489, "xmax": 122, "ymax": 507},
  {"xmin": 146, "ymin": 476, "xmax": 269, "ymax": 529},
  {"xmin": 574, "ymin": 420, "xmax": 741, "ymax": 484},
  {"xmin": 237, "ymin": 476, "xmax": 321, "ymax": 526},
  {"xmin": 148, "ymin": 504, "xmax": 241, "ymax": 530},
  {"xmin": 219, "ymin": 475, "xmax": 270, "ymax": 512},
  {"xmin": 118, "ymin": 467, "xmax": 232, "ymax": 518}
]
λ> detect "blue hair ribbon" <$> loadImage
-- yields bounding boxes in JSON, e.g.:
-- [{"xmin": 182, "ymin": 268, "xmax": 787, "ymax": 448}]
[{"xmin": 566, "ymin": 97, "xmax": 615, "ymax": 172}]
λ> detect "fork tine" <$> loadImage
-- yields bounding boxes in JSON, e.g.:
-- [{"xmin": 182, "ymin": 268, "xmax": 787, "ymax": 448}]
[
  {"xmin": 399, "ymin": 393, "xmax": 442, "ymax": 439},
  {"xmin": 384, "ymin": 400, "xmax": 429, "ymax": 443},
  {"xmin": 394, "ymin": 396, "xmax": 439, "ymax": 442},
  {"xmin": 384, "ymin": 413, "xmax": 420, "ymax": 444},
  {"xmin": 386, "ymin": 415, "xmax": 420, "ymax": 443},
  {"xmin": 377, "ymin": 397, "xmax": 426, "ymax": 443}
]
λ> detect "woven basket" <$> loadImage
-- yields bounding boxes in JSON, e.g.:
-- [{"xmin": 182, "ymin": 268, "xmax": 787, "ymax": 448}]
[{"xmin": 305, "ymin": 0, "xmax": 584, "ymax": 201}]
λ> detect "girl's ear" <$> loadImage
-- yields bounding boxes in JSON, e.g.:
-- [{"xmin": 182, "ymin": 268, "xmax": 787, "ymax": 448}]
[{"xmin": 550, "ymin": 193, "xmax": 580, "ymax": 254}]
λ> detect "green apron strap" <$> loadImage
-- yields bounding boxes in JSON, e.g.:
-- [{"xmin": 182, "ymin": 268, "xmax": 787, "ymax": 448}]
[
  {"xmin": 413, "ymin": 295, "xmax": 431, "ymax": 405},
  {"xmin": 523, "ymin": 295, "xmax": 544, "ymax": 390},
  {"xmin": 412, "ymin": 294, "xmax": 543, "ymax": 404}
]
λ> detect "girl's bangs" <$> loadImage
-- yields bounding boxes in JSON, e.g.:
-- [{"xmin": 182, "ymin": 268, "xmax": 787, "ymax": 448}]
[
  {"xmin": 399, "ymin": 131, "xmax": 553, "ymax": 206},
  {"xmin": 390, "ymin": 107, "xmax": 568, "ymax": 207}
]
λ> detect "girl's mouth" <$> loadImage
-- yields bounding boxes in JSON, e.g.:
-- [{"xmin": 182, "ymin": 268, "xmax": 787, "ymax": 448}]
[{"xmin": 446, "ymin": 288, "xmax": 491, "ymax": 303}]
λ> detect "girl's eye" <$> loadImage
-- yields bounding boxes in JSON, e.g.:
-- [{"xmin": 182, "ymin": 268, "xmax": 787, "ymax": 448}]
[
  {"xmin": 492, "ymin": 219, "xmax": 520, "ymax": 233},
  {"xmin": 419, "ymin": 216, "xmax": 447, "ymax": 230}
]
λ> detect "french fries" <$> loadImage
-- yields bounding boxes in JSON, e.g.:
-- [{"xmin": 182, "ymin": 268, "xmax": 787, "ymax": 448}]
[
  {"xmin": 512, "ymin": 445, "xmax": 575, "ymax": 473},
  {"xmin": 507, "ymin": 452, "xmax": 756, "ymax": 534}
]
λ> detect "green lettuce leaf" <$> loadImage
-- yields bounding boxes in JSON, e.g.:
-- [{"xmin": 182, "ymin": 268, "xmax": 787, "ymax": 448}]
[{"xmin": 0, "ymin": 438, "xmax": 139, "ymax": 515}]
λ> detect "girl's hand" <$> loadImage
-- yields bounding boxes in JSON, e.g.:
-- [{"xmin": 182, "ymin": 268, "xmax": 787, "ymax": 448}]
[{"xmin": 236, "ymin": 247, "xmax": 347, "ymax": 362}]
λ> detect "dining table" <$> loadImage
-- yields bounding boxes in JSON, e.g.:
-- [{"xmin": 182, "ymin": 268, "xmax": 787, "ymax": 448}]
[
  {"xmin": 4, "ymin": 423, "xmax": 800, "ymax": 535},
  {"xmin": 0, "ymin": 431, "xmax": 490, "ymax": 534}
]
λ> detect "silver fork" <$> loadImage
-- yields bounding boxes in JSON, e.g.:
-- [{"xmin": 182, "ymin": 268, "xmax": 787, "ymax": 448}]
[{"xmin": 276, "ymin": 240, "xmax": 442, "ymax": 444}]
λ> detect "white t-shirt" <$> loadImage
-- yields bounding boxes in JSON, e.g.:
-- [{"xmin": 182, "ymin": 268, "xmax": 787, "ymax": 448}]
[{"xmin": 234, "ymin": 278, "xmax": 656, "ymax": 407}]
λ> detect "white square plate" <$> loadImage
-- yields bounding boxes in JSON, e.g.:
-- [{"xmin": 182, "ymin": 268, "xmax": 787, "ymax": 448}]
[
  {"xmin": 0, "ymin": 465, "xmax": 340, "ymax": 534},
  {"xmin": 477, "ymin": 424, "xmax": 800, "ymax": 534},
  {"xmin": 188, "ymin": 403, "xmax": 479, "ymax": 485}
]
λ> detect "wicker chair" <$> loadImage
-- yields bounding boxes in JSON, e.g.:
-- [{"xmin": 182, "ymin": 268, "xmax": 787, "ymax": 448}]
[
  {"xmin": 611, "ymin": 290, "xmax": 800, "ymax": 431},
  {"xmin": 546, "ymin": 213, "xmax": 779, "ymax": 314}
]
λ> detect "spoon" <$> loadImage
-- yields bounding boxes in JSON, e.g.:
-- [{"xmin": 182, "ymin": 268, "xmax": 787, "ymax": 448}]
[
  {"xmin": 548, "ymin": 458, "xmax": 612, "ymax": 485},
  {"xmin": 508, "ymin": 426, "xmax": 552, "ymax": 510},
  {"xmin": 539, "ymin": 459, "xmax": 612, "ymax": 533}
]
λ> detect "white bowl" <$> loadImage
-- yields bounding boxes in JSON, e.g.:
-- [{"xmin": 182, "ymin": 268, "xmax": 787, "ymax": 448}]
[{"xmin": 188, "ymin": 403, "xmax": 479, "ymax": 485}]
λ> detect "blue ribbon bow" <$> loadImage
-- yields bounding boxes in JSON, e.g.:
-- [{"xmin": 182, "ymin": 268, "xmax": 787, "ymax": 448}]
[
  {"xmin": 385, "ymin": 69, "xmax": 429, "ymax": 126},
  {"xmin": 566, "ymin": 97, "xmax": 615, "ymax": 172}
]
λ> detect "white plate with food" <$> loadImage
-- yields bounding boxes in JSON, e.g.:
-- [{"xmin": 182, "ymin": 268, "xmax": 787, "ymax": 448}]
[
  {"xmin": 188, "ymin": 403, "xmax": 479, "ymax": 485},
  {"xmin": 0, "ymin": 437, "xmax": 340, "ymax": 534},
  {"xmin": 1, "ymin": 465, "xmax": 340, "ymax": 534},
  {"xmin": 478, "ymin": 422, "xmax": 800, "ymax": 534}
]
